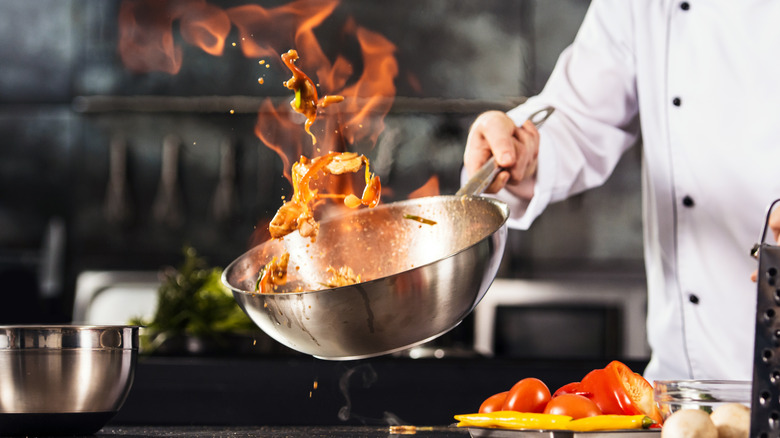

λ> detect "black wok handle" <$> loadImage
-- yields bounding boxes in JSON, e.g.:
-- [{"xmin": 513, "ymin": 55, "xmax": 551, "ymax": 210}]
[{"xmin": 456, "ymin": 106, "xmax": 555, "ymax": 197}]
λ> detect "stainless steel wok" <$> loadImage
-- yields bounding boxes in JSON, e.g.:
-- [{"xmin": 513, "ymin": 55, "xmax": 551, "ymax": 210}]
[{"xmin": 223, "ymin": 107, "xmax": 554, "ymax": 360}]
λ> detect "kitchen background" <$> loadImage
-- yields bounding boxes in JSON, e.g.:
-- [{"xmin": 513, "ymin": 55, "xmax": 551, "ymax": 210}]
[{"xmin": 0, "ymin": 0, "xmax": 644, "ymax": 357}]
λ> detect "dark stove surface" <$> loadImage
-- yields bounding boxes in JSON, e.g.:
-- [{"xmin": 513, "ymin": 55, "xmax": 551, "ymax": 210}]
[{"xmin": 95, "ymin": 425, "xmax": 468, "ymax": 438}]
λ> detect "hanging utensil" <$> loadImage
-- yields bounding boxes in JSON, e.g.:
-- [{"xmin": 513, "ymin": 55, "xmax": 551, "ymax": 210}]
[
  {"xmin": 211, "ymin": 137, "xmax": 237, "ymax": 223},
  {"xmin": 152, "ymin": 135, "xmax": 184, "ymax": 228},
  {"xmin": 103, "ymin": 136, "xmax": 133, "ymax": 226}
]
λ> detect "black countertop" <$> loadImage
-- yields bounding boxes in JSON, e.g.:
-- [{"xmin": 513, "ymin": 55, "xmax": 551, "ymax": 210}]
[
  {"xmin": 94, "ymin": 425, "xmax": 468, "ymax": 438},
  {"xmin": 110, "ymin": 356, "xmax": 650, "ymax": 427}
]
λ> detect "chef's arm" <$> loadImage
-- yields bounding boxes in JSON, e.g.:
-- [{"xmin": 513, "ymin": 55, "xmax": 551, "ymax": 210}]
[{"xmin": 462, "ymin": 0, "xmax": 642, "ymax": 230}]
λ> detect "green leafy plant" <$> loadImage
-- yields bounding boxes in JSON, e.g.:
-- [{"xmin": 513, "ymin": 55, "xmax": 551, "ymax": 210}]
[{"xmin": 130, "ymin": 246, "xmax": 257, "ymax": 353}]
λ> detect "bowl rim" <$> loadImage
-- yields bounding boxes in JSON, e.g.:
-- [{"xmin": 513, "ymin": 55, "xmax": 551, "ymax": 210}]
[
  {"xmin": 0, "ymin": 325, "xmax": 139, "ymax": 350},
  {"xmin": 653, "ymin": 379, "xmax": 752, "ymax": 404},
  {"xmin": 223, "ymin": 195, "xmax": 509, "ymax": 296}
]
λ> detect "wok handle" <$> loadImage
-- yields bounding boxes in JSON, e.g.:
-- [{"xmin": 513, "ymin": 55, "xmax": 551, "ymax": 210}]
[{"xmin": 456, "ymin": 106, "xmax": 555, "ymax": 197}]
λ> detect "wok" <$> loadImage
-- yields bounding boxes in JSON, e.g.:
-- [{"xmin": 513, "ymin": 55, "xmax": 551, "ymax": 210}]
[{"xmin": 223, "ymin": 107, "xmax": 554, "ymax": 360}]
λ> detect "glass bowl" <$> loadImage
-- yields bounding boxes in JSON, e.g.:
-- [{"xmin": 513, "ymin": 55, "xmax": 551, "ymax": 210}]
[{"xmin": 653, "ymin": 380, "xmax": 752, "ymax": 420}]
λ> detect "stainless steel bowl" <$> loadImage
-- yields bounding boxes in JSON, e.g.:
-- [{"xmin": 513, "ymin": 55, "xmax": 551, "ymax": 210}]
[
  {"xmin": 0, "ymin": 325, "xmax": 138, "ymax": 436},
  {"xmin": 224, "ymin": 195, "xmax": 508, "ymax": 360}
]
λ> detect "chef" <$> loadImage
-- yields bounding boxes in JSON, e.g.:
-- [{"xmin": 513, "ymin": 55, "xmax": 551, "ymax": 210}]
[{"xmin": 463, "ymin": 0, "xmax": 780, "ymax": 382}]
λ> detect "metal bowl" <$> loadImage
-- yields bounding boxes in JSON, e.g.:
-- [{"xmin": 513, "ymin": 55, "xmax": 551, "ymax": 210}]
[
  {"xmin": 223, "ymin": 195, "xmax": 508, "ymax": 360},
  {"xmin": 0, "ymin": 325, "xmax": 138, "ymax": 436}
]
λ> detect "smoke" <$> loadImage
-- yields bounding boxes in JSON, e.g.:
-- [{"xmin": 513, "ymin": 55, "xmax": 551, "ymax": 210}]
[{"xmin": 337, "ymin": 363, "xmax": 409, "ymax": 425}]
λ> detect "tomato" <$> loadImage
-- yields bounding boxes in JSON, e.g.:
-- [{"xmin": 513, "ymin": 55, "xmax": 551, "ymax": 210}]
[
  {"xmin": 578, "ymin": 361, "xmax": 663, "ymax": 424},
  {"xmin": 552, "ymin": 382, "xmax": 582, "ymax": 398},
  {"xmin": 542, "ymin": 393, "xmax": 602, "ymax": 419},
  {"xmin": 479, "ymin": 391, "xmax": 508, "ymax": 413},
  {"xmin": 501, "ymin": 378, "xmax": 551, "ymax": 413}
]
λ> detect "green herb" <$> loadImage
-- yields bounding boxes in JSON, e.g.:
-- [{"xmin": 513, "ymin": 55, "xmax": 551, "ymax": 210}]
[
  {"xmin": 130, "ymin": 246, "xmax": 256, "ymax": 352},
  {"xmin": 403, "ymin": 213, "xmax": 437, "ymax": 226},
  {"xmin": 293, "ymin": 88, "xmax": 302, "ymax": 109}
]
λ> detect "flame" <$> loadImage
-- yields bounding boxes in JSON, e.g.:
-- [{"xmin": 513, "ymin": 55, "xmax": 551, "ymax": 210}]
[
  {"xmin": 339, "ymin": 24, "xmax": 398, "ymax": 146},
  {"xmin": 118, "ymin": 0, "xmax": 232, "ymax": 72},
  {"xmin": 226, "ymin": 0, "xmax": 339, "ymax": 59},
  {"xmin": 238, "ymin": 2, "xmax": 398, "ymax": 195},
  {"xmin": 117, "ymin": 0, "xmax": 400, "ymax": 243},
  {"xmin": 118, "ymin": 0, "xmax": 185, "ymax": 74},
  {"xmin": 180, "ymin": 3, "xmax": 231, "ymax": 56},
  {"xmin": 254, "ymin": 99, "xmax": 301, "ymax": 181}
]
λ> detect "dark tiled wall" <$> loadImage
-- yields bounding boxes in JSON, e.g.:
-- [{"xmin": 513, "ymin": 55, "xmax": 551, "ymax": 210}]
[{"xmin": 0, "ymin": 0, "xmax": 639, "ymax": 324}]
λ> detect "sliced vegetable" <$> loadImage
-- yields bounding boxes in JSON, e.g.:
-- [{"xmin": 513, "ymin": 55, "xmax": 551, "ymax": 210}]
[
  {"xmin": 567, "ymin": 414, "xmax": 655, "ymax": 432},
  {"xmin": 281, "ymin": 49, "xmax": 344, "ymax": 145},
  {"xmin": 403, "ymin": 214, "xmax": 437, "ymax": 225},
  {"xmin": 578, "ymin": 361, "xmax": 663, "ymax": 425},
  {"xmin": 454, "ymin": 411, "xmax": 573, "ymax": 430},
  {"xmin": 269, "ymin": 152, "xmax": 380, "ymax": 240}
]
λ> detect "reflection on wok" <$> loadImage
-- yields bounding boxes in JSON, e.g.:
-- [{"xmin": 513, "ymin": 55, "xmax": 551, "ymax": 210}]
[{"xmin": 222, "ymin": 195, "xmax": 508, "ymax": 360}]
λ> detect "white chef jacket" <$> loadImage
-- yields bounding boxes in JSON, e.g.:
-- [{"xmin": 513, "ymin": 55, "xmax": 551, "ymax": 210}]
[{"xmin": 494, "ymin": 0, "xmax": 780, "ymax": 382}]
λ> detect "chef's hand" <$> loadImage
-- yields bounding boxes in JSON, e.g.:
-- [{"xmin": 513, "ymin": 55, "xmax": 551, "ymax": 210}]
[
  {"xmin": 751, "ymin": 205, "xmax": 780, "ymax": 282},
  {"xmin": 464, "ymin": 111, "xmax": 540, "ymax": 198}
]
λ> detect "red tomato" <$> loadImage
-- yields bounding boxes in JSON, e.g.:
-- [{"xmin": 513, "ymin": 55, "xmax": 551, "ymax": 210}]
[
  {"xmin": 501, "ymin": 378, "xmax": 551, "ymax": 413},
  {"xmin": 479, "ymin": 391, "xmax": 508, "ymax": 413},
  {"xmin": 543, "ymin": 393, "xmax": 602, "ymax": 419},
  {"xmin": 552, "ymin": 382, "xmax": 582, "ymax": 398},
  {"xmin": 578, "ymin": 361, "xmax": 664, "ymax": 424}
]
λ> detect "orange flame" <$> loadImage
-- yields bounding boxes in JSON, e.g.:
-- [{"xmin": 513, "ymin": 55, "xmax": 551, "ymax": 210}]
[
  {"xmin": 226, "ymin": 0, "xmax": 339, "ymax": 59},
  {"xmin": 339, "ymin": 23, "xmax": 398, "ymax": 146},
  {"xmin": 180, "ymin": 3, "xmax": 231, "ymax": 56},
  {"xmin": 118, "ymin": 0, "xmax": 232, "ymax": 73},
  {"xmin": 117, "ymin": 0, "xmax": 401, "ymax": 244},
  {"xmin": 118, "ymin": 0, "xmax": 185, "ymax": 74},
  {"xmin": 118, "ymin": 0, "xmax": 397, "ymax": 162}
]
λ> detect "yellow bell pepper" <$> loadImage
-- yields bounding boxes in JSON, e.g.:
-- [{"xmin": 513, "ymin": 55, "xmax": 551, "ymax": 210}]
[
  {"xmin": 454, "ymin": 412, "xmax": 656, "ymax": 432},
  {"xmin": 454, "ymin": 411, "xmax": 573, "ymax": 430},
  {"xmin": 567, "ymin": 414, "xmax": 656, "ymax": 432}
]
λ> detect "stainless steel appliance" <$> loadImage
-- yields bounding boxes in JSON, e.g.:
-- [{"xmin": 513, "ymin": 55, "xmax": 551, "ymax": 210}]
[{"xmin": 474, "ymin": 276, "xmax": 650, "ymax": 360}]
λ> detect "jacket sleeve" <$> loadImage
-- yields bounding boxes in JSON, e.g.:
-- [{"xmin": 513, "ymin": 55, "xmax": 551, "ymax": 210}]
[{"xmin": 498, "ymin": 0, "xmax": 642, "ymax": 229}]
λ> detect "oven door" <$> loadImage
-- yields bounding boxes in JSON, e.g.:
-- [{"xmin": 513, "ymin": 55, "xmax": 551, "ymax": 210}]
[{"xmin": 473, "ymin": 276, "xmax": 650, "ymax": 360}]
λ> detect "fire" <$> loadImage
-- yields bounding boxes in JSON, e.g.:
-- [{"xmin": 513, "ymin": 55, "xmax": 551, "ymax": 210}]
[
  {"xmin": 179, "ymin": 3, "xmax": 230, "ymax": 57},
  {"xmin": 226, "ymin": 0, "xmax": 339, "ymax": 59},
  {"xmin": 118, "ymin": 0, "xmax": 184, "ymax": 74},
  {"xmin": 117, "ymin": 0, "xmax": 397, "ymax": 150},
  {"xmin": 118, "ymin": 0, "xmax": 231, "ymax": 74},
  {"xmin": 117, "ymin": 0, "xmax": 401, "ymax": 241}
]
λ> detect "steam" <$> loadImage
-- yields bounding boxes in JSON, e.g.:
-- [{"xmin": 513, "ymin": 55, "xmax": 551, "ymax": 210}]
[{"xmin": 337, "ymin": 363, "xmax": 409, "ymax": 425}]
